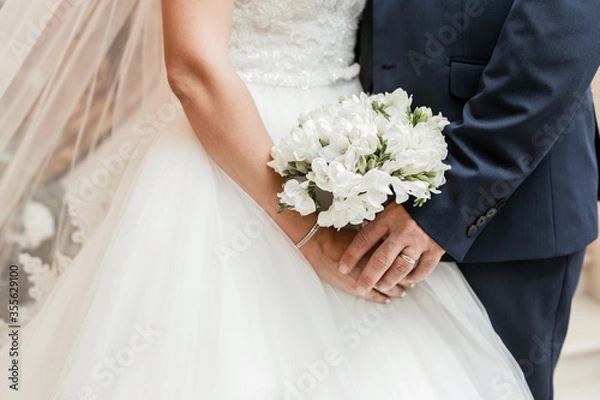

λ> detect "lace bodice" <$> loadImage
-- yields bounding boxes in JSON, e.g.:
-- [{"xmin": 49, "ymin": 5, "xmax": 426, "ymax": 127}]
[{"xmin": 230, "ymin": 0, "xmax": 366, "ymax": 88}]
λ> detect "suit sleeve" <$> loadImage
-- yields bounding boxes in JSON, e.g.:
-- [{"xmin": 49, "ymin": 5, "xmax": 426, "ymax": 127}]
[{"xmin": 405, "ymin": 0, "xmax": 600, "ymax": 261}]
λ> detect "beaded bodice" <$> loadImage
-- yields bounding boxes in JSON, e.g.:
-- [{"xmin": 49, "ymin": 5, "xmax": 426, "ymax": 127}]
[{"xmin": 230, "ymin": 0, "xmax": 366, "ymax": 88}]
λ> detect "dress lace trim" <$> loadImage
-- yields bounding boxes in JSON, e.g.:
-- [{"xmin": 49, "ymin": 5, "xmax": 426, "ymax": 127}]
[
  {"xmin": 236, "ymin": 63, "xmax": 360, "ymax": 88},
  {"xmin": 230, "ymin": 0, "xmax": 366, "ymax": 88}
]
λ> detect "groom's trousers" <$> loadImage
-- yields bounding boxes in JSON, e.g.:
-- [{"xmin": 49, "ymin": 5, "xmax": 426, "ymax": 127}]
[{"xmin": 458, "ymin": 249, "xmax": 585, "ymax": 400}]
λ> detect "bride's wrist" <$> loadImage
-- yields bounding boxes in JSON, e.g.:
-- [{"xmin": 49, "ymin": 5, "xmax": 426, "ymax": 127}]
[
  {"xmin": 295, "ymin": 220, "xmax": 320, "ymax": 249},
  {"xmin": 297, "ymin": 223, "xmax": 333, "ymax": 260},
  {"xmin": 270, "ymin": 209, "xmax": 319, "ymax": 245}
]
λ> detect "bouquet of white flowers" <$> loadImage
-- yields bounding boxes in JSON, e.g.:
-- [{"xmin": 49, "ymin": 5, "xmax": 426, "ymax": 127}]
[{"xmin": 268, "ymin": 88, "xmax": 451, "ymax": 229}]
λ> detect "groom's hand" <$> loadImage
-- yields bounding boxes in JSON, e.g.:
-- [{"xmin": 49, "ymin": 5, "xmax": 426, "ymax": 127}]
[
  {"xmin": 300, "ymin": 227, "xmax": 407, "ymax": 303},
  {"xmin": 339, "ymin": 203, "xmax": 445, "ymax": 296}
]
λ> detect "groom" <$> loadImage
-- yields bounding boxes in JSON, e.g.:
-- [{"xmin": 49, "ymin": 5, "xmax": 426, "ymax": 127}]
[{"xmin": 344, "ymin": 1, "xmax": 600, "ymax": 398}]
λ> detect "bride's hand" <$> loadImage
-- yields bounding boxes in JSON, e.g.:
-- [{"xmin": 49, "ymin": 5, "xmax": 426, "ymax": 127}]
[{"xmin": 299, "ymin": 227, "xmax": 407, "ymax": 304}]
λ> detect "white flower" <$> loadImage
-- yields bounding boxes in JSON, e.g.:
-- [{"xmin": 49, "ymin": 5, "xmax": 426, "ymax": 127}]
[
  {"xmin": 427, "ymin": 112, "xmax": 451, "ymax": 131},
  {"xmin": 310, "ymin": 158, "xmax": 336, "ymax": 192},
  {"xmin": 290, "ymin": 125, "xmax": 322, "ymax": 162},
  {"xmin": 269, "ymin": 88, "xmax": 451, "ymax": 228},
  {"xmin": 319, "ymin": 131, "xmax": 350, "ymax": 161},
  {"xmin": 317, "ymin": 192, "xmax": 386, "ymax": 228},
  {"xmin": 267, "ymin": 138, "xmax": 296, "ymax": 175},
  {"xmin": 387, "ymin": 88, "xmax": 412, "ymax": 117},
  {"xmin": 318, "ymin": 196, "xmax": 366, "ymax": 228},
  {"xmin": 390, "ymin": 176, "xmax": 431, "ymax": 202},
  {"xmin": 327, "ymin": 164, "xmax": 364, "ymax": 198},
  {"xmin": 347, "ymin": 126, "xmax": 379, "ymax": 155},
  {"xmin": 311, "ymin": 159, "xmax": 363, "ymax": 198},
  {"xmin": 278, "ymin": 179, "xmax": 316, "ymax": 215},
  {"xmin": 359, "ymin": 169, "xmax": 393, "ymax": 206}
]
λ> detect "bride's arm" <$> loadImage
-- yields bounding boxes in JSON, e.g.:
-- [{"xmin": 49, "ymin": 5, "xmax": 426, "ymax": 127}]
[
  {"xmin": 161, "ymin": 0, "xmax": 314, "ymax": 243},
  {"xmin": 160, "ymin": 0, "xmax": 394, "ymax": 303}
]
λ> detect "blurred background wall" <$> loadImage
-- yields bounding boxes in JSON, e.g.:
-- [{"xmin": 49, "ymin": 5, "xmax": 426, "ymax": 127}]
[
  {"xmin": 584, "ymin": 73, "xmax": 600, "ymax": 303},
  {"xmin": 554, "ymin": 71, "xmax": 600, "ymax": 399}
]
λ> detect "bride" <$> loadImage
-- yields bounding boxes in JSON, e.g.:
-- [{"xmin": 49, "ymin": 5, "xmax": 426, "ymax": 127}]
[{"xmin": 0, "ymin": 0, "xmax": 534, "ymax": 398}]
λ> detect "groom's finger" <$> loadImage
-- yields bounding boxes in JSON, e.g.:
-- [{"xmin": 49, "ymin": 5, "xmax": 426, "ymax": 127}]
[
  {"xmin": 339, "ymin": 221, "xmax": 387, "ymax": 274},
  {"xmin": 374, "ymin": 249, "xmax": 418, "ymax": 292},
  {"xmin": 354, "ymin": 235, "xmax": 405, "ymax": 296},
  {"xmin": 405, "ymin": 251, "xmax": 441, "ymax": 283}
]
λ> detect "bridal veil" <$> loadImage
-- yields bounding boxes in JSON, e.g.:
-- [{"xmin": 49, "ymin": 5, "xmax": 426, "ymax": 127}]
[{"xmin": 0, "ymin": 0, "xmax": 167, "ymax": 338}]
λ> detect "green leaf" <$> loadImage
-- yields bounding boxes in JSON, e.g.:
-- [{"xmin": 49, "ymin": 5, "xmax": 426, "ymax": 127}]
[
  {"xmin": 285, "ymin": 161, "xmax": 309, "ymax": 176},
  {"xmin": 377, "ymin": 134, "xmax": 389, "ymax": 154},
  {"xmin": 378, "ymin": 153, "xmax": 391, "ymax": 166},
  {"xmin": 413, "ymin": 198, "xmax": 428, "ymax": 207},
  {"xmin": 357, "ymin": 155, "xmax": 367, "ymax": 174},
  {"xmin": 277, "ymin": 202, "xmax": 295, "ymax": 213},
  {"xmin": 367, "ymin": 158, "xmax": 377, "ymax": 171},
  {"xmin": 306, "ymin": 180, "xmax": 321, "ymax": 208},
  {"xmin": 371, "ymin": 101, "xmax": 391, "ymax": 121}
]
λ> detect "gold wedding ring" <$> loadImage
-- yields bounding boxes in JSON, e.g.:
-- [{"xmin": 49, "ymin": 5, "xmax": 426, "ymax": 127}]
[{"xmin": 399, "ymin": 253, "xmax": 417, "ymax": 265}]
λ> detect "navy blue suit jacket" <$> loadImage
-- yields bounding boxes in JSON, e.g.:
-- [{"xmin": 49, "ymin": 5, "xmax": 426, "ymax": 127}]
[{"xmin": 358, "ymin": 0, "xmax": 600, "ymax": 263}]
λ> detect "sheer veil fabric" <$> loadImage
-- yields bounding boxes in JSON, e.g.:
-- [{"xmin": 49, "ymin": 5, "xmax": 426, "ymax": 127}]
[{"xmin": 0, "ymin": 0, "xmax": 169, "ymax": 335}]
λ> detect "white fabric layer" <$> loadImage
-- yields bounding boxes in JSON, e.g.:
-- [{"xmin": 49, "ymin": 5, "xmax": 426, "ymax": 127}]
[{"xmin": 0, "ymin": 79, "xmax": 532, "ymax": 399}]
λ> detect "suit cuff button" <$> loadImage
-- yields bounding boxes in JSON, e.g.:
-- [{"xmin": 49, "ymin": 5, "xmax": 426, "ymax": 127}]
[
  {"xmin": 467, "ymin": 224, "xmax": 478, "ymax": 238},
  {"xmin": 476, "ymin": 215, "xmax": 487, "ymax": 227},
  {"xmin": 485, "ymin": 207, "xmax": 497, "ymax": 218}
]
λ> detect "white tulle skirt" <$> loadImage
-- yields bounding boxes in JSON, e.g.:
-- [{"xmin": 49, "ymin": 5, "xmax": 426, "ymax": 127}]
[{"xmin": 0, "ymin": 79, "xmax": 533, "ymax": 399}]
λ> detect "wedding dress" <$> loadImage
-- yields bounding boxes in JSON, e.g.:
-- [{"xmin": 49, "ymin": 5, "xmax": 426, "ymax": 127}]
[{"xmin": 0, "ymin": 0, "xmax": 534, "ymax": 399}]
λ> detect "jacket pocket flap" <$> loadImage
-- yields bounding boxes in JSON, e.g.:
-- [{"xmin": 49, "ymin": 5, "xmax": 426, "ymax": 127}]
[{"xmin": 450, "ymin": 60, "xmax": 486, "ymax": 100}]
